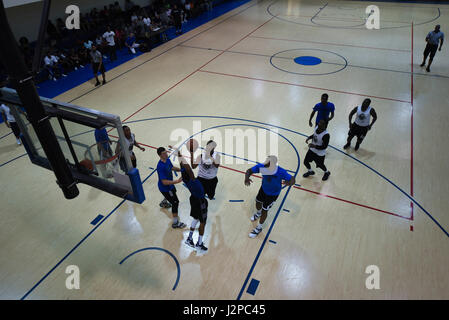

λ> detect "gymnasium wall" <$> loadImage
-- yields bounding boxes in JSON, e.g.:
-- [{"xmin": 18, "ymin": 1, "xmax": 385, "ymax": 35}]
[{"xmin": 4, "ymin": 0, "xmax": 154, "ymax": 42}]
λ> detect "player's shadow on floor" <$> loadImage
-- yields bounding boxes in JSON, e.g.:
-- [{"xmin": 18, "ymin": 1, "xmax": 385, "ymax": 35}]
[{"xmin": 345, "ymin": 148, "xmax": 376, "ymax": 160}]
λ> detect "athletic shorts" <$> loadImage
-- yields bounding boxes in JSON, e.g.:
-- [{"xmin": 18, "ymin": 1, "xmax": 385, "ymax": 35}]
[
  {"xmin": 161, "ymin": 187, "xmax": 179, "ymax": 214},
  {"xmin": 189, "ymin": 195, "xmax": 208, "ymax": 223},
  {"xmin": 304, "ymin": 149, "xmax": 326, "ymax": 168},
  {"xmin": 424, "ymin": 43, "xmax": 438, "ymax": 59},
  {"xmin": 349, "ymin": 123, "xmax": 369, "ymax": 139},
  {"xmin": 197, "ymin": 176, "xmax": 218, "ymax": 199},
  {"xmin": 92, "ymin": 62, "xmax": 105, "ymax": 74},
  {"xmin": 256, "ymin": 187, "xmax": 279, "ymax": 211}
]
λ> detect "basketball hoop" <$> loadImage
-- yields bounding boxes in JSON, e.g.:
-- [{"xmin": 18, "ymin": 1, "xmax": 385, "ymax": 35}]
[{"xmin": 84, "ymin": 140, "xmax": 121, "ymax": 178}]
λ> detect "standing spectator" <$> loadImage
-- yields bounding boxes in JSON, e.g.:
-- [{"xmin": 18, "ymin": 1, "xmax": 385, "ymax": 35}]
[
  {"xmin": 143, "ymin": 15, "xmax": 152, "ymax": 32},
  {"xmin": 103, "ymin": 26, "xmax": 117, "ymax": 61},
  {"xmin": 1, "ymin": 103, "xmax": 22, "ymax": 145},
  {"xmin": 90, "ymin": 45, "xmax": 106, "ymax": 86},
  {"xmin": 172, "ymin": 5, "xmax": 183, "ymax": 35}
]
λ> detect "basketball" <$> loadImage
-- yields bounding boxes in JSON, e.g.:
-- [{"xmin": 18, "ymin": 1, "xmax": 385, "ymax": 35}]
[
  {"xmin": 187, "ymin": 138, "xmax": 199, "ymax": 152},
  {"xmin": 79, "ymin": 159, "xmax": 94, "ymax": 171}
]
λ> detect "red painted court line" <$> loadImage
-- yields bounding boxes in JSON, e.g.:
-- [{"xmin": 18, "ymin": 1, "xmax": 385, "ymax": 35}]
[
  {"xmin": 199, "ymin": 69, "xmax": 412, "ymax": 104},
  {"xmin": 249, "ymin": 35, "xmax": 411, "ymax": 53},
  {"xmin": 217, "ymin": 165, "xmax": 410, "ymax": 220},
  {"xmin": 121, "ymin": 16, "xmax": 274, "ymax": 123},
  {"xmin": 410, "ymin": 22, "xmax": 415, "ymax": 222}
]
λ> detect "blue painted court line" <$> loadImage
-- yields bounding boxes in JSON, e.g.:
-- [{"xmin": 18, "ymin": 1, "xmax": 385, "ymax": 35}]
[
  {"xmin": 311, "ymin": 3, "xmax": 329, "ymax": 21},
  {"xmin": 148, "ymin": 167, "xmax": 154, "ymax": 170},
  {"xmin": 229, "ymin": 199, "xmax": 244, "ymax": 202},
  {"xmin": 246, "ymin": 278, "xmax": 260, "ymax": 295},
  {"xmin": 283, "ymin": 209, "xmax": 290, "ymax": 213},
  {"xmin": 0, "ymin": 153, "xmax": 27, "ymax": 168},
  {"xmin": 268, "ymin": 240, "xmax": 277, "ymax": 244},
  {"xmin": 90, "ymin": 214, "xmax": 104, "ymax": 226},
  {"xmin": 20, "ymin": 121, "xmax": 297, "ymax": 299},
  {"xmin": 267, "ymin": 0, "xmax": 441, "ymax": 30},
  {"xmin": 119, "ymin": 247, "xmax": 181, "ymax": 291},
  {"xmin": 125, "ymin": 116, "xmax": 449, "ymax": 239}
]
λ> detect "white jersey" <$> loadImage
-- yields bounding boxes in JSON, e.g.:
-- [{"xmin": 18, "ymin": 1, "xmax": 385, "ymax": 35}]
[
  {"xmin": 103, "ymin": 31, "xmax": 115, "ymax": 46},
  {"xmin": 123, "ymin": 133, "xmax": 135, "ymax": 155},
  {"xmin": 310, "ymin": 127, "xmax": 329, "ymax": 157},
  {"xmin": 197, "ymin": 151, "xmax": 220, "ymax": 179},
  {"xmin": 1, "ymin": 104, "xmax": 15, "ymax": 123},
  {"xmin": 354, "ymin": 106, "xmax": 371, "ymax": 127}
]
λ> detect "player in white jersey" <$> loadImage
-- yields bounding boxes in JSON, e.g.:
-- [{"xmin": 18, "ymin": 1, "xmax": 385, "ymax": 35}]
[
  {"xmin": 343, "ymin": 99, "xmax": 377, "ymax": 151},
  {"xmin": 190, "ymin": 140, "xmax": 220, "ymax": 200},
  {"xmin": 303, "ymin": 119, "xmax": 331, "ymax": 181}
]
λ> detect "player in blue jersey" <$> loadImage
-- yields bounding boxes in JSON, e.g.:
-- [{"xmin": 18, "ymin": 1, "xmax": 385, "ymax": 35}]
[
  {"xmin": 308, "ymin": 93, "xmax": 335, "ymax": 127},
  {"xmin": 156, "ymin": 147, "xmax": 186, "ymax": 229},
  {"xmin": 177, "ymin": 152, "xmax": 210, "ymax": 252},
  {"xmin": 244, "ymin": 156, "xmax": 296, "ymax": 238}
]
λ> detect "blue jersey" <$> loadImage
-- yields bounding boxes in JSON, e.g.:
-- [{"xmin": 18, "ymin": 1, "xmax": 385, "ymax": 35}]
[
  {"xmin": 157, "ymin": 159, "xmax": 175, "ymax": 193},
  {"xmin": 94, "ymin": 128, "xmax": 111, "ymax": 153},
  {"xmin": 181, "ymin": 167, "xmax": 205, "ymax": 199},
  {"xmin": 251, "ymin": 164, "xmax": 292, "ymax": 196},
  {"xmin": 313, "ymin": 102, "xmax": 335, "ymax": 124}
]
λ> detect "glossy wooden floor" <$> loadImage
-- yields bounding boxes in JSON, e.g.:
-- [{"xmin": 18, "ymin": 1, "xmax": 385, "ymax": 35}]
[{"xmin": 1, "ymin": 0, "xmax": 449, "ymax": 299}]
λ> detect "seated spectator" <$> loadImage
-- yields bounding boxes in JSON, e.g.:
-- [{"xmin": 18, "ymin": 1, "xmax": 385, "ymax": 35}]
[
  {"xmin": 77, "ymin": 46, "xmax": 90, "ymax": 66},
  {"xmin": 84, "ymin": 39, "xmax": 93, "ymax": 50},
  {"xmin": 55, "ymin": 49, "xmax": 74, "ymax": 74},
  {"xmin": 125, "ymin": 32, "xmax": 140, "ymax": 54},
  {"xmin": 69, "ymin": 48, "xmax": 84, "ymax": 69},
  {"xmin": 44, "ymin": 52, "xmax": 66, "ymax": 81}
]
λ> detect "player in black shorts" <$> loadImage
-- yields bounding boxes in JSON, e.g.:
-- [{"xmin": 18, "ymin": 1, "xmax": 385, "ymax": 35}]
[
  {"xmin": 303, "ymin": 120, "xmax": 331, "ymax": 181},
  {"xmin": 420, "ymin": 25, "xmax": 444, "ymax": 72},
  {"xmin": 343, "ymin": 99, "xmax": 377, "ymax": 151},
  {"xmin": 179, "ymin": 152, "xmax": 209, "ymax": 251}
]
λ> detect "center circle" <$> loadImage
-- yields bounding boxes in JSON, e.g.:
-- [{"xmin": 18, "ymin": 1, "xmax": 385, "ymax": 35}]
[{"xmin": 294, "ymin": 56, "xmax": 322, "ymax": 66}]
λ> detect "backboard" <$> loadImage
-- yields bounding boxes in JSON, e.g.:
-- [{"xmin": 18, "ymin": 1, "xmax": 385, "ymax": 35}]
[{"xmin": 0, "ymin": 87, "xmax": 145, "ymax": 203}]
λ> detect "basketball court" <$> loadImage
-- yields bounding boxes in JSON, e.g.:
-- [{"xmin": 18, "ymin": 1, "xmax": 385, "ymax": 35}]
[{"xmin": 1, "ymin": 0, "xmax": 449, "ymax": 300}]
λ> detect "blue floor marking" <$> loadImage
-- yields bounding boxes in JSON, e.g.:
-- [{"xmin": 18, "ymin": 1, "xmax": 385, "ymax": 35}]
[
  {"xmin": 90, "ymin": 214, "xmax": 104, "ymax": 226},
  {"xmin": 283, "ymin": 209, "xmax": 290, "ymax": 212},
  {"xmin": 269, "ymin": 240, "xmax": 277, "ymax": 244},
  {"xmin": 124, "ymin": 115, "xmax": 449, "ymax": 239},
  {"xmin": 179, "ymin": 43, "xmax": 449, "ymax": 80},
  {"xmin": 267, "ymin": 0, "xmax": 441, "ymax": 30},
  {"xmin": 229, "ymin": 199, "xmax": 244, "ymax": 202},
  {"xmin": 119, "ymin": 247, "xmax": 181, "ymax": 291},
  {"xmin": 3, "ymin": 115, "xmax": 448, "ymax": 239},
  {"xmin": 246, "ymin": 278, "xmax": 260, "ymax": 295},
  {"xmin": 19, "ymin": 120, "xmax": 298, "ymax": 299}
]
